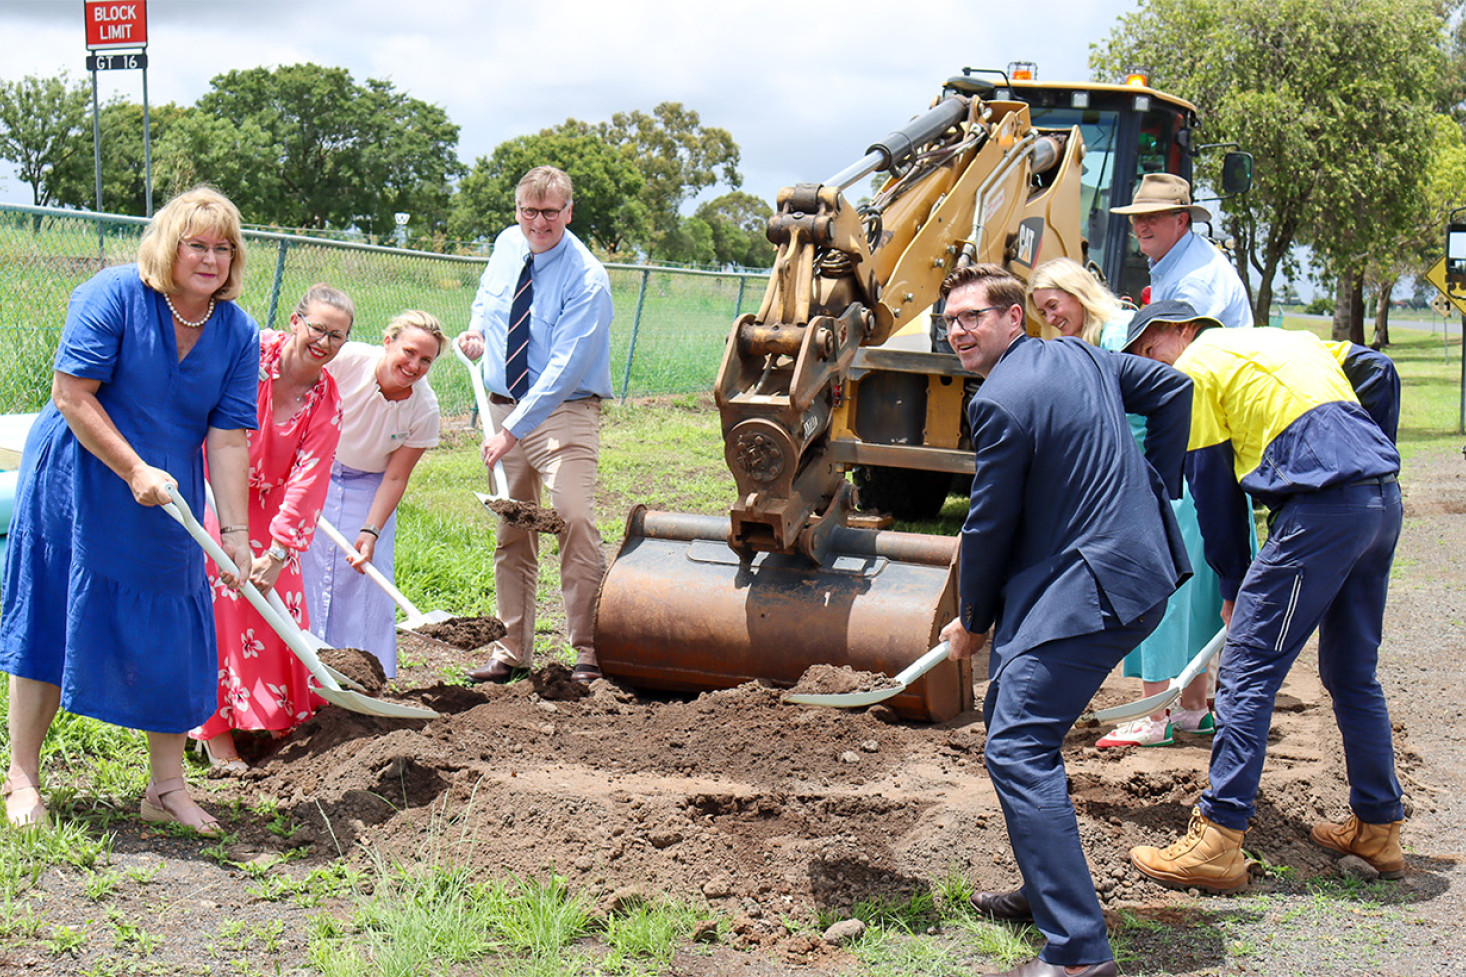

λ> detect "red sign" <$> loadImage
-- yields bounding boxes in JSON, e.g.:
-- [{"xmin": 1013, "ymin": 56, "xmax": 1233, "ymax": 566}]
[{"xmin": 85, "ymin": 1, "xmax": 147, "ymax": 49}]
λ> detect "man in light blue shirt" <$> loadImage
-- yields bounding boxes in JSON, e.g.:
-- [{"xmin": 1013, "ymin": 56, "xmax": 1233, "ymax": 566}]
[
  {"xmin": 456, "ymin": 165, "xmax": 614, "ymax": 686},
  {"xmin": 1112, "ymin": 174, "xmax": 1253, "ymax": 329}
]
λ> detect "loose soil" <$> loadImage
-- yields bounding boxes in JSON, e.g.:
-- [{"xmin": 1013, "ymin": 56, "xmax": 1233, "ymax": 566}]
[
  {"xmin": 9, "ymin": 448, "xmax": 1466, "ymax": 976},
  {"xmin": 785, "ymin": 664, "xmax": 903, "ymax": 696},
  {"xmin": 414, "ymin": 614, "xmax": 507, "ymax": 650},
  {"xmin": 315, "ymin": 646, "xmax": 387, "ymax": 694},
  {"xmin": 486, "ymin": 497, "xmax": 566, "ymax": 534}
]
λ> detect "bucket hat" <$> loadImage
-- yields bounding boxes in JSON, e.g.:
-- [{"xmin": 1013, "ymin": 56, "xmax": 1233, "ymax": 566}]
[{"xmin": 1122, "ymin": 300, "xmax": 1224, "ymax": 351}]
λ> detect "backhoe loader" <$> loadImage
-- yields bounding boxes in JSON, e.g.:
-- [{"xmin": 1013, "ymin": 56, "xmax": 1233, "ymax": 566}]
[{"xmin": 596, "ymin": 68, "xmax": 1233, "ymax": 721}]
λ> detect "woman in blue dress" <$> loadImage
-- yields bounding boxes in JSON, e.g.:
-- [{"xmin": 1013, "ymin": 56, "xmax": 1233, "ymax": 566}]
[
  {"xmin": 1028, "ymin": 257, "xmax": 1222, "ymax": 748},
  {"xmin": 1, "ymin": 187, "xmax": 259, "ymax": 834}
]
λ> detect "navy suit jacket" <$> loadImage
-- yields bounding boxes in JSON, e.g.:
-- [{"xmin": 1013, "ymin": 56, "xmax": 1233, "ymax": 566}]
[{"xmin": 959, "ymin": 335, "xmax": 1194, "ymax": 678}]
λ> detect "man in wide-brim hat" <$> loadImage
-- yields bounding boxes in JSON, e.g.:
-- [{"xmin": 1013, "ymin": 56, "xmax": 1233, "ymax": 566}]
[{"xmin": 1112, "ymin": 174, "xmax": 1253, "ymax": 329}]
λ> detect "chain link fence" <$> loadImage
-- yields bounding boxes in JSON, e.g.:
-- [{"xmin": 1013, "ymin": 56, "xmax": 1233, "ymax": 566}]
[{"xmin": 0, "ymin": 203, "xmax": 769, "ymax": 416}]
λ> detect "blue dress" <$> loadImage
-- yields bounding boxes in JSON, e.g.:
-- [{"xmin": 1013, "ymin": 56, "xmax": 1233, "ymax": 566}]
[{"xmin": 0, "ymin": 266, "xmax": 259, "ymax": 733}]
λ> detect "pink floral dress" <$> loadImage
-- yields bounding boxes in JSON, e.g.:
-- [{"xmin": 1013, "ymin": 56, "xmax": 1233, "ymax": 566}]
[{"xmin": 194, "ymin": 330, "xmax": 343, "ymax": 738}]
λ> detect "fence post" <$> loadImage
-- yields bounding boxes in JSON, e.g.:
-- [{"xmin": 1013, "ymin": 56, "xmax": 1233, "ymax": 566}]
[
  {"xmin": 734, "ymin": 274, "xmax": 747, "ymax": 318},
  {"xmin": 620, "ymin": 266, "xmax": 651, "ymax": 401},
  {"xmin": 265, "ymin": 239, "xmax": 291, "ymax": 330}
]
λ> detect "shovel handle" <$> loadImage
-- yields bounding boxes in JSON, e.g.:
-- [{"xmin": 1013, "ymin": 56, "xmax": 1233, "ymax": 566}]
[
  {"xmin": 315, "ymin": 514, "xmax": 424, "ymax": 618},
  {"xmin": 161, "ymin": 486, "xmax": 342, "ymax": 692},
  {"xmin": 453, "ymin": 342, "xmax": 510, "ymax": 498}
]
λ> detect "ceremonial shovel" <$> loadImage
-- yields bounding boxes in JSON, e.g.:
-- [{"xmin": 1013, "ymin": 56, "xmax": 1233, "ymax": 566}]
[
  {"xmin": 783, "ymin": 642, "xmax": 952, "ymax": 709},
  {"xmin": 1082, "ymin": 626, "xmax": 1227, "ymax": 726},
  {"xmin": 163, "ymin": 486, "xmax": 437, "ymax": 720}
]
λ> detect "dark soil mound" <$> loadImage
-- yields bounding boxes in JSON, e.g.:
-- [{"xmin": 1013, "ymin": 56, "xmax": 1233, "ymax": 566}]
[{"xmin": 414, "ymin": 615, "xmax": 507, "ymax": 650}]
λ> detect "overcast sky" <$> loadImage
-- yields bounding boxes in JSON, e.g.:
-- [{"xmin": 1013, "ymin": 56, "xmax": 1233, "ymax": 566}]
[{"xmin": 1, "ymin": 0, "xmax": 1140, "ymax": 216}]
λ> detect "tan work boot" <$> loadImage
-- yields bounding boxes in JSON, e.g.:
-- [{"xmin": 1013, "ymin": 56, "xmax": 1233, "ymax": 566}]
[
  {"xmin": 1311, "ymin": 814, "xmax": 1405, "ymax": 878},
  {"xmin": 1131, "ymin": 806, "xmax": 1249, "ymax": 893}
]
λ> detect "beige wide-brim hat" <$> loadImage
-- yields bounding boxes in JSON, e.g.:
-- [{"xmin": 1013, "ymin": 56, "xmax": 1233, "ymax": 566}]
[{"xmin": 1111, "ymin": 173, "xmax": 1211, "ymax": 222}]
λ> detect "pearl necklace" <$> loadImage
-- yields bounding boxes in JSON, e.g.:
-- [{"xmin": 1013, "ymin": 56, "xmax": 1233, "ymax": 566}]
[{"xmin": 165, "ymin": 293, "xmax": 215, "ymax": 328}]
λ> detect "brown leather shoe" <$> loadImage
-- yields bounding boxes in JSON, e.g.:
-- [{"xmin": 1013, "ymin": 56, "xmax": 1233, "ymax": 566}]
[
  {"xmin": 467, "ymin": 659, "xmax": 516, "ymax": 684},
  {"xmin": 1131, "ymin": 806, "xmax": 1249, "ymax": 894},
  {"xmin": 981, "ymin": 957, "xmax": 1117, "ymax": 977},
  {"xmin": 569, "ymin": 664, "xmax": 602, "ymax": 686},
  {"xmin": 1311, "ymin": 814, "xmax": 1405, "ymax": 878},
  {"xmin": 969, "ymin": 887, "xmax": 1033, "ymax": 922}
]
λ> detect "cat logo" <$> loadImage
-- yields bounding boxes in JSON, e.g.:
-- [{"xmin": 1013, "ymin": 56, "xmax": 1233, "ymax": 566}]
[{"xmin": 1012, "ymin": 217, "xmax": 1045, "ymax": 269}]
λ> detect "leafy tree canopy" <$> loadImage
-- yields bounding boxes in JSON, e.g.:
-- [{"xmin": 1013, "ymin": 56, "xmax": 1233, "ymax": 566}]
[
  {"xmin": 0, "ymin": 72, "xmax": 90, "ymax": 206},
  {"xmin": 183, "ymin": 63, "xmax": 463, "ymax": 235},
  {"xmin": 595, "ymin": 102, "xmax": 742, "ymax": 246},
  {"xmin": 50, "ymin": 100, "xmax": 188, "ymax": 215},
  {"xmin": 1092, "ymin": 0, "xmax": 1449, "ymax": 338},
  {"xmin": 657, "ymin": 191, "xmax": 774, "ymax": 267},
  {"xmin": 449, "ymin": 126, "xmax": 648, "ymax": 255}
]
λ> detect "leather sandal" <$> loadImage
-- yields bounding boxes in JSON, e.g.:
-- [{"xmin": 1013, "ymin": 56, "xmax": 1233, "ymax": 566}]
[
  {"xmin": 3, "ymin": 771, "xmax": 49, "ymax": 829},
  {"xmin": 198, "ymin": 737, "xmax": 249, "ymax": 775},
  {"xmin": 139, "ymin": 777, "xmax": 221, "ymax": 836}
]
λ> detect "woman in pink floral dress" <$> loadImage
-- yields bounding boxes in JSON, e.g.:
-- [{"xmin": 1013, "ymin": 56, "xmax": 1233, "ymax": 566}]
[{"xmin": 191, "ymin": 284, "xmax": 350, "ymax": 770}]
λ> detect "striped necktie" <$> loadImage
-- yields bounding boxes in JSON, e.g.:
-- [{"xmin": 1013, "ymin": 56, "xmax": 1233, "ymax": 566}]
[{"xmin": 506, "ymin": 252, "xmax": 534, "ymax": 400}]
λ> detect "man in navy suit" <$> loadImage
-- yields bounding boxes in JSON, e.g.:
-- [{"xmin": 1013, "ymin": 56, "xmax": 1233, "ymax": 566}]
[{"xmin": 937, "ymin": 264, "xmax": 1194, "ymax": 977}]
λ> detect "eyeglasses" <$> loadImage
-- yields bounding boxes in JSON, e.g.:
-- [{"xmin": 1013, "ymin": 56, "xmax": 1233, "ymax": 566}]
[
  {"xmin": 180, "ymin": 240, "xmax": 236, "ymax": 258},
  {"xmin": 518, "ymin": 204, "xmax": 565, "ymax": 221},
  {"xmin": 297, "ymin": 317, "xmax": 349, "ymax": 346},
  {"xmin": 937, "ymin": 307, "xmax": 1004, "ymax": 332}
]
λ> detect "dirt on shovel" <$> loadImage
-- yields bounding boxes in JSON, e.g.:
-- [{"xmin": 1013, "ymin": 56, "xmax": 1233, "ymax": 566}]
[
  {"xmin": 785, "ymin": 663, "xmax": 902, "ymax": 697},
  {"xmin": 316, "ymin": 646, "xmax": 387, "ymax": 694},
  {"xmin": 485, "ymin": 498, "xmax": 566, "ymax": 534},
  {"xmin": 414, "ymin": 615, "xmax": 507, "ymax": 651}
]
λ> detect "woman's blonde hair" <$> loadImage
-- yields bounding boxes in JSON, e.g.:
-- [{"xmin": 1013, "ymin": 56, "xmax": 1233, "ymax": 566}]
[
  {"xmin": 383, "ymin": 309, "xmax": 447, "ymax": 356},
  {"xmin": 1026, "ymin": 257, "xmax": 1124, "ymax": 346},
  {"xmin": 136, "ymin": 186, "xmax": 246, "ymax": 301}
]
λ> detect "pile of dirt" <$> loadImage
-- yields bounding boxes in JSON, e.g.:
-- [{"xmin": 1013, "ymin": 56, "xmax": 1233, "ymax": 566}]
[
  {"xmin": 785, "ymin": 664, "xmax": 902, "ymax": 696},
  {"xmin": 229, "ymin": 629, "xmax": 1404, "ymax": 920},
  {"xmin": 414, "ymin": 615, "xmax": 507, "ymax": 650},
  {"xmin": 485, "ymin": 498, "xmax": 566, "ymax": 534},
  {"xmin": 317, "ymin": 647, "xmax": 387, "ymax": 693}
]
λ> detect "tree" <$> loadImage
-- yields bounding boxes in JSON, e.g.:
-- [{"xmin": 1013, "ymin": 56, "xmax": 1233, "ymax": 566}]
[
  {"xmin": 596, "ymin": 103, "xmax": 742, "ymax": 247},
  {"xmin": 1366, "ymin": 114, "xmax": 1466, "ymax": 345},
  {"xmin": 1092, "ymin": 0, "xmax": 1448, "ymax": 341},
  {"xmin": 450, "ymin": 125, "xmax": 648, "ymax": 254},
  {"xmin": 179, "ymin": 64, "xmax": 462, "ymax": 234},
  {"xmin": 0, "ymin": 73, "xmax": 90, "ymax": 206},
  {"xmin": 687, "ymin": 191, "xmax": 775, "ymax": 268},
  {"xmin": 49, "ymin": 99, "xmax": 188, "ymax": 214}
]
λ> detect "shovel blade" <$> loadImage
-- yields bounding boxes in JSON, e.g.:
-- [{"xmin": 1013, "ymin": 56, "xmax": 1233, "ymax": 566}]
[
  {"xmin": 398, "ymin": 609, "xmax": 455, "ymax": 630},
  {"xmin": 784, "ymin": 642, "xmax": 952, "ymax": 709},
  {"xmin": 316, "ymin": 687, "xmax": 439, "ymax": 720}
]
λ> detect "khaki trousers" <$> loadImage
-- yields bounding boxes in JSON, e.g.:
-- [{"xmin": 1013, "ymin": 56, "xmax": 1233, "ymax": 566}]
[{"xmin": 488, "ymin": 397, "xmax": 606, "ymax": 668}]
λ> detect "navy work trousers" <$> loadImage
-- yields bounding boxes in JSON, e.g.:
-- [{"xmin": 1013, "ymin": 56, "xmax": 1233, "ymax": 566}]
[
  {"xmin": 983, "ymin": 600, "xmax": 1165, "ymax": 966},
  {"xmin": 1200, "ymin": 479, "xmax": 1404, "ymax": 830}
]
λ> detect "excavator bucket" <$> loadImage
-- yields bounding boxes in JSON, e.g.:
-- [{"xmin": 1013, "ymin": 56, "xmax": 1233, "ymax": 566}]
[{"xmin": 596, "ymin": 507, "xmax": 974, "ymax": 722}]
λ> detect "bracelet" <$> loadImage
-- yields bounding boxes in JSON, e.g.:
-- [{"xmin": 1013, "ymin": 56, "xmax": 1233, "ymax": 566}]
[
  {"xmin": 360, "ymin": 525, "xmax": 380, "ymax": 538},
  {"xmin": 220, "ymin": 525, "xmax": 248, "ymax": 535}
]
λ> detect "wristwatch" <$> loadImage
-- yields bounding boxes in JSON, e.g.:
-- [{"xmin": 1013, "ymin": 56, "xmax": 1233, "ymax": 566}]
[{"xmin": 267, "ymin": 542, "xmax": 289, "ymax": 563}]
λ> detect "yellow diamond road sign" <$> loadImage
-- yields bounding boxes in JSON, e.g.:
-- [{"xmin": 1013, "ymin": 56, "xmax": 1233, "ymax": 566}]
[{"xmin": 1425, "ymin": 257, "xmax": 1466, "ymax": 317}]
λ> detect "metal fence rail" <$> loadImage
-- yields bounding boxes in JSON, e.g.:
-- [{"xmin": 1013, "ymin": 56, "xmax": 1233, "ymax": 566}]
[{"xmin": 0, "ymin": 203, "xmax": 769, "ymax": 416}]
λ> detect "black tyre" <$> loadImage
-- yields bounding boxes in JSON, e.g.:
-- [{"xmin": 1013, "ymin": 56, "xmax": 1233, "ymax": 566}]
[{"xmin": 851, "ymin": 465, "xmax": 954, "ymax": 520}]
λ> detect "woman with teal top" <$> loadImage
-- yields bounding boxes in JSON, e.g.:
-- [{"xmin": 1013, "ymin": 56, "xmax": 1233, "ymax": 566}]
[{"xmin": 1028, "ymin": 258, "xmax": 1220, "ymax": 747}]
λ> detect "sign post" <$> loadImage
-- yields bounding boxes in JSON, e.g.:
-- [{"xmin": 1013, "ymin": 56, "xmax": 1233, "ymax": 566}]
[
  {"xmin": 1425, "ymin": 253, "xmax": 1466, "ymax": 435},
  {"xmin": 83, "ymin": 1, "xmax": 151, "ymax": 216}
]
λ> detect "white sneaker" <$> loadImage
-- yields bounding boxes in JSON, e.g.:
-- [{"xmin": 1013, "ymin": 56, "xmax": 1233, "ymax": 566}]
[
  {"xmin": 1097, "ymin": 717, "xmax": 1174, "ymax": 748},
  {"xmin": 1169, "ymin": 706, "xmax": 1216, "ymax": 735}
]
